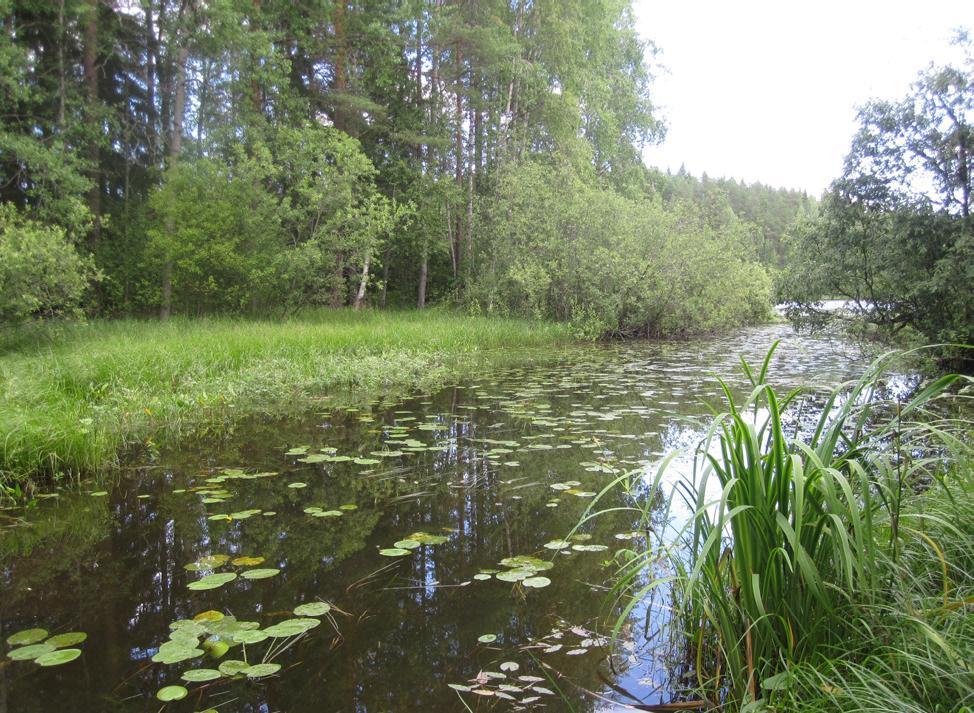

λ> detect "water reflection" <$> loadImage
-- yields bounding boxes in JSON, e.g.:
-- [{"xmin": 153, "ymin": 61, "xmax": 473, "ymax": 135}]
[{"xmin": 0, "ymin": 325, "xmax": 865, "ymax": 712}]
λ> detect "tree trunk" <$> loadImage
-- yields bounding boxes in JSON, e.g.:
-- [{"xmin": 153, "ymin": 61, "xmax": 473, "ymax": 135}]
[
  {"xmin": 353, "ymin": 251, "xmax": 371, "ymax": 309},
  {"xmin": 161, "ymin": 39, "xmax": 188, "ymax": 320},
  {"xmin": 454, "ymin": 44, "xmax": 464, "ymax": 277},
  {"xmin": 330, "ymin": 253, "xmax": 346, "ymax": 307},
  {"xmin": 145, "ymin": 0, "xmax": 158, "ymax": 164},
  {"xmin": 332, "ymin": 0, "xmax": 348, "ymax": 132},
  {"xmin": 417, "ymin": 248, "xmax": 428, "ymax": 308},
  {"xmin": 83, "ymin": 0, "xmax": 101, "ymax": 250}
]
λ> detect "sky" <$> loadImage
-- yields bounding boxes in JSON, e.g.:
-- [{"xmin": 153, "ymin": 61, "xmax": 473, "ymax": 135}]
[{"xmin": 633, "ymin": 0, "xmax": 974, "ymax": 195}]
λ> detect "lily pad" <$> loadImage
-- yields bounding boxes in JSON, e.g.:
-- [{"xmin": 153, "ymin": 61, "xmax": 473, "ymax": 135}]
[
  {"xmin": 193, "ymin": 610, "xmax": 224, "ymax": 623},
  {"xmin": 46, "ymin": 632, "xmax": 87, "ymax": 647},
  {"xmin": 156, "ymin": 685, "xmax": 189, "ymax": 702},
  {"xmin": 231, "ymin": 556, "xmax": 265, "ymax": 566},
  {"xmin": 6, "ymin": 628, "xmax": 48, "ymax": 646},
  {"xmin": 293, "ymin": 602, "xmax": 331, "ymax": 617},
  {"xmin": 188, "ymin": 572, "xmax": 238, "ymax": 590},
  {"xmin": 181, "ymin": 668, "xmax": 222, "ymax": 682},
  {"xmin": 522, "ymin": 576, "xmax": 551, "ymax": 588},
  {"xmin": 244, "ymin": 662, "xmax": 281, "ymax": 678},
  {"xmin": 378, "ymin": 548, "xmax": 411, "ymax": 557},
  {"xmin": 263, "ymin": 618, "xmax": 320, "ymax": 638},
  {"xmin": 543, "ymin": 539, "xmax": 572, "ymax": 550},
  {"xmin": 287, "ymin": 482, "xmax": 308, "ymax": 488},
  {"xmin": 231, "ymin": 630, "xmax": 269, "ymax": 645},
  {"xmin": 218, "ymin": 659, "xmax": 250, "ymax": 676},
  {"xmin": 477, "ymin": 634, "xmax": 497, "ymax": 643},
  {"xmin": 36, "ymin": 648, "xmax": 82, "ymax": 666},
  {"xmin": 240, "ymin": 568, "xmax": 280, "ymax": 580},
  {"xmin": 393, "ymin": 539, "xmax": 421, "ymax": 549},
  {"xmin": 8, "ymin": 643, "xmax": 56, "ymax": 661}
]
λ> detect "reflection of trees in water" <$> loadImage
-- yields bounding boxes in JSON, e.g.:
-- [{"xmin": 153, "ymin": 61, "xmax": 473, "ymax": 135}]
[{"xmin": 1, "ymin": 326, "xmax": 871, "ymax": 712}]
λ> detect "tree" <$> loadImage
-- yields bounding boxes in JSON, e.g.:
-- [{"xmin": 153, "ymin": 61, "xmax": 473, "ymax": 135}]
[{"xmin": 782, "ymin": 36, "xmax": 974, "ymax": 368}]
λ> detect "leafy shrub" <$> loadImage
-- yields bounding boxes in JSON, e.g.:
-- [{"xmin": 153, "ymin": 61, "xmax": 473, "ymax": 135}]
[{"xmin": 0, "ymin": 204, "xmax": 96, "ymax": 322}]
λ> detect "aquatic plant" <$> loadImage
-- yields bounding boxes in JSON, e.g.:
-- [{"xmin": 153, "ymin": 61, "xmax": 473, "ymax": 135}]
[{"xmin": 587, "ymin": 344, "xmax": 973, "ymax": 710}]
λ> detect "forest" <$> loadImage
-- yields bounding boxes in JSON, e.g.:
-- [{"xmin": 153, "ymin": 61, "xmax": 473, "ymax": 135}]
[{"xmin": 0, "ymin": 0, "xmax": 819, "ymax": 338}]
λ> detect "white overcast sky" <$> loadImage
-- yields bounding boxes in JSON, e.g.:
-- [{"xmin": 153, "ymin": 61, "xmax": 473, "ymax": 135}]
[{"xmin": 633, "ymin": 0, "xmax": 974, "ymax": 195}]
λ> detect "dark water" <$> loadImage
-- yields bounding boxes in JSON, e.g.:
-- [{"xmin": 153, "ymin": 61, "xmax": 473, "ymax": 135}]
[{"xmin": 0, "ymin": 326, "xmax": 864, "ymax": 712}]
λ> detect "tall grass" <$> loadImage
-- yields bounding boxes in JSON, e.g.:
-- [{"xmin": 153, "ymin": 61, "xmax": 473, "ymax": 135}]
[
  {"xmin": 582, "ymin": 344, "xmax": 973, "ymax": 711},
  {"xmin": 0, "ymin": 308, "xmax": 570, "ymax": 494}
]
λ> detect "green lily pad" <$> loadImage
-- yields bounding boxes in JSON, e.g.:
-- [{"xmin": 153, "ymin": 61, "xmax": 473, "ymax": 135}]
[
  {"xmin": 393, "ymin": 539, "xmax": 421, "ymax": 549},
  {"xmin": 188, "ymin": 572, "xmax": 237, "ymax": 590},
  {"xmin": 156, "ymin": 685, "xmax": 189, "ymax": 702},
  {"xmin": 36, "ymin": 648, "xmax": 82, "ymax": 666},
  {"xmin": 8, "ymin": 643, "xmax": 56, "ymax": 661},
  {"xmin": 218, "ymin": 659, "xmax": 250, "ymax": 676},
  {"xmin": 287, "ymin": 482, "xmax": 307, "ymax": 488},
  {"xmin": 523, "ymin": 576, "xmax": 551, "ymax": 588},
  {"xmin": 244, "ymin": 662, "xmax": 281, "ymax": 678},
  {"xmin": 202, "ymin": 639, "xmax": 229, "ymax": 658},
  {"xmin": 46, "ymin": 632, "xmax": 87, "ymax": 648},
  {"xmin": 543, "ymin": 539, "xmax": 572, "ymax": 550},
  {"xmin": 477, "ymin": 634, "xmax": 497, "ymax": 643},
  {"xmin": 379, "ymin": 548, "xmax": 411, "ymax": 557},
  {"xmin": 231, "ymin": 556, "xmax": 265, "ymax": 566},
  {"xmin": 240, "ymin": 568, "xmax": 280, "ymax": 580},
  {"xmin": 181, "ymin": 668, "xmax": 222, "ymax": 682},
  {"xmin": 6, "ymin": 628, "xmax": 48, "ymax": 646},
  {"xmin": 293, "ymin": 602, "xmax": 331, "ymax": 617},
  {"xmin": 231, "ymin": 629, "xmax": 268, "ymax": 645},
  {"xmin": 262, "ymin": 618, "xmax": 320, "ymax": 638}
]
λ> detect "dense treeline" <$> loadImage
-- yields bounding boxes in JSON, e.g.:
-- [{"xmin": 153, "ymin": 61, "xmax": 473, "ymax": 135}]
[
  {"xmin": 0, "ymin": 0, "xmax": 790, "ymax": 336},
  {"xmin": 781, "ymin": 35, "xmax": 973, "ymax": 368}
]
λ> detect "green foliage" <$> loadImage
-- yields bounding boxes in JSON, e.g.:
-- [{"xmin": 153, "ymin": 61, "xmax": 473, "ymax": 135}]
[
  {"xmin": 470, "ymin": 157, "xmax": 772, "ymax": 337},
  {"xmin": 0, "ymin": 309, "xmax": 569, "ymax": 491},
  {"xmin": 146, "ymin": 157, "xmax": 281, "ymax": 313},
  {"xmin": 0, "ymin": 205, "xmax": 96, "ymax": 322},
  {"xmin": 781, "ymin": 38, "xmax": 974, "ymax": 368},
  {"xmin": 587, "ymin": 345, "xmax": 971, "ymax": 710}
]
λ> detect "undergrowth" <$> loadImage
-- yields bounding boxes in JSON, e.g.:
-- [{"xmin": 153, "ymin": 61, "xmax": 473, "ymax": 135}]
[{"xmin": 0, "ymin": 308, "xmax": 569, "ymax": 495}]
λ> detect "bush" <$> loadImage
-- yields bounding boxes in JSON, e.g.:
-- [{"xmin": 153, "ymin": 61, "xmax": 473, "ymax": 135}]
[
  {"xmin": 0, "ymin": 204, "xmax": 96, "ymax": 322},
  {"xmin": 470, "ymin": 157, "xmax": 772, "ymax": 337}
]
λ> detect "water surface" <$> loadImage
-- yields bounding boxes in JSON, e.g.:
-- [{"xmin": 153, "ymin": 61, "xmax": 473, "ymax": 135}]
[{"xmin": 0, "ymin": 325, "xmax": 864, "ymax": 712}]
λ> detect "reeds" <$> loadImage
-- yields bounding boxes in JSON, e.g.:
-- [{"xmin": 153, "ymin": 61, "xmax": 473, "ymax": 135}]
[{"xmin": 585, "ymin": 343, "xmax": 972, "ymax": 710}]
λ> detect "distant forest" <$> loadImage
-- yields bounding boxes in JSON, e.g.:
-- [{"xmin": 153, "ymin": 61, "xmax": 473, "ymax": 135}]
[
  {"xmin": 1, "ymin": 2, "xmax": 968, "ymax": 353},
  {"xmin": 0, "ymin": 0, "xmax": 812, "ymax": 337}
]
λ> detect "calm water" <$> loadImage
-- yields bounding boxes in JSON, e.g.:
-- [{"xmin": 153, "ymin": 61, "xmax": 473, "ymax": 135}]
[{"xmin": 0, "ymin": 325, "xmax": 866, "ymax": 712}]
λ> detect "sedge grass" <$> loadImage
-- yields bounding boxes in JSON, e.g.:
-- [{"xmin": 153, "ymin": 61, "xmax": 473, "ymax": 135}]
[
  {"xmin": 0, "ymin": 308, "xmax": 570, "ymax": 494},
  {"xmin": 580, "ymin": 343, "xmax": 973, "ymax": 711}
]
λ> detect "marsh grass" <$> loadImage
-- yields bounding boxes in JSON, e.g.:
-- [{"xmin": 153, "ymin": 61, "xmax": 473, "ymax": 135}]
[
  {"xmin": 580, "ymin": 344, "xmax": 973, "ymax": 711},
  {"xmin": 0, "ymin": 308, "xmax": 570, "ymax": 494}
]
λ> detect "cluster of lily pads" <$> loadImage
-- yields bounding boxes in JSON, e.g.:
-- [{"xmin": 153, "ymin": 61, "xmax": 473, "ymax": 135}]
[
  {"xmin": 449, "ymin": 669, "xmax": 556, "ymax": 704},
  {"xmin": 152, "ymin": 603, "xmax": 331, "ymax": 704},
  {"xmin": 525, "ymin": 622, "xmax": 609, "ymax": 656},
  {"xmin": 184, "ymin": 553, "xmax": 279, "ymax": 591},
  {"xmin": 378, "ymin": 530, "xmax": 450, "ymax": 557},
  {"xmin": 474, "ymin": 555, "xmax": 554, "ymax": 588},
  {"xmin": 5, "ymin": 627, "xmax": 87, "ymax": 667}
]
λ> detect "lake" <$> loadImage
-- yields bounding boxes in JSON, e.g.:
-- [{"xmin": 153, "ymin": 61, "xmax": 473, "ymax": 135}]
[{"xmin": 0, "ymin": 324, "xmax": 867, "ymax": 712}]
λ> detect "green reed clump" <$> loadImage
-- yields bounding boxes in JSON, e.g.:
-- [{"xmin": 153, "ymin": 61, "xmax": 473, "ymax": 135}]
[
  {"xmin": 0, "ymin": 308, "xmax": 570, "ymax": 495},
  {"xmin": 585, "ymin": 344, "xmax": 972, "ymax": 711}
]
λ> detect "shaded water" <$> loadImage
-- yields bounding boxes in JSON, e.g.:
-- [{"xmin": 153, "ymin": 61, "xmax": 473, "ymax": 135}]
[{"xmin": 0, "ymin": 325, "xmax": 865, "ymax": 712}]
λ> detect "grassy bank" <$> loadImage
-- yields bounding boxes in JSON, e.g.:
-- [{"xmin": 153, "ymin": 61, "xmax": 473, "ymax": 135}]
[
  {"xmin": 584, "ymin": 347, "xmax": 973, "ymax": 711},
  {"xmin": 0, "ymin": 309, "xmax": 570, "ymax": 495}
]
